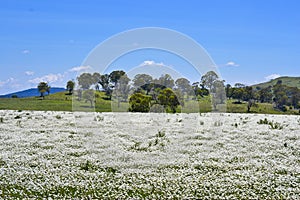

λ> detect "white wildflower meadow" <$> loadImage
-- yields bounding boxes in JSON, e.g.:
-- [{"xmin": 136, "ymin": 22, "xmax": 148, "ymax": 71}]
[{"xmin": 0, "ymin": 110, "xmax": 299, "ymax": 198}]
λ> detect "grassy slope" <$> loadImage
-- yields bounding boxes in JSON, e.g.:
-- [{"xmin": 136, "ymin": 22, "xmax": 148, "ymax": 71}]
[
  {"xmin": 0, "ymin": 91, "xmax": 299, "ymax": 114},
  {"xmin": 0, "ymin": 92, "xmax": 73, "ymax": 111},
  {"xmin": 252, "ymin": 76, "xmax": 300, "ymax": 89}
]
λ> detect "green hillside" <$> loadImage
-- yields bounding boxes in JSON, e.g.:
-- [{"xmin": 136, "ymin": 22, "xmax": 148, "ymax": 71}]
[
  {"xmin": 252, "ymin": 76, "xmax": 300, "ymax": 89},
  {"xmin": 0, "ymin": 90, "xmax": 299, "ymax": 115}
]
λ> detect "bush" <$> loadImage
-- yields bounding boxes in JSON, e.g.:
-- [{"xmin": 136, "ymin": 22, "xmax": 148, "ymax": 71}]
[
  {"xmin": 257, "ymin": 118, "xmax": 269, "ymax": 125},
  {"xmin": 257, "ymin": 118, "xmax": 283, "ymax": 130},
  {"xmin": 129, "ymin": 93, "xmax": 151, "ymax": 112}
]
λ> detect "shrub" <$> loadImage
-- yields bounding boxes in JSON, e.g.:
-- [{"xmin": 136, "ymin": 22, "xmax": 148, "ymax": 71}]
[
  {"xmin": 94, "ymin": 115, "xmax": 104, "ymax": 121},
  {"xmin": 156, "ymin": 130, "xmax": 166, "ymax": 138},
  {"xmin": 257, "ymin": 118, "xmax": 283, "ymax": 130},
  {"xmin": 129, "ymin": 93, "xmax": 151, "ymax": 112},
  {"xmin": 257, "ymin": 118, "xmax": 269, "ymax": 125},
  {"xmin": 269, "ymin": 121, "xmax": 283, "ymax": 130}
]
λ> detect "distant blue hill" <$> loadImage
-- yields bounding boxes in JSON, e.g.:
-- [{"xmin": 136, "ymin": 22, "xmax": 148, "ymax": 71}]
[{"xmin": 0, "ymin": 87, "xmax": 66, "ymax": 98}]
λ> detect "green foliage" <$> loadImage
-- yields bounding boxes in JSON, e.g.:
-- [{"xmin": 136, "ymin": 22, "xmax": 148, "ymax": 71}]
[
  {"xmin": 98, "ymin": 74, "xmax": 112, "ymax": 99},
  {"xmin": 273, "ymin": 81, "xmax": 289, "ymax": 111},
  {"xmin": 156, "ymin": 130, "xmax": 166, "ymax": 138},
  {"xmin": 269, "ymin": 122, "xmax": 283, "ymax": 130},
  {"xmin": 253, "ymin": 76, "xmax": 300, "ymax": 89},
  {"xmin": 92, "ymin": 72, "xmax": 101, "ymax": 90},
  {"xmin": 129, "ymin": 93, "xmax": 151, "ymax": 112},
  {"xmin": 109, "ymin": 70, "xmax": 126, "ymax": 86},
  {"xmin": 257, "ymin": 86, "xmax": 272, "ymax": 103},
  {"xmin": 201, "ymin": 71, "xmax": 219, "ymax": 91},
  {"xmin": 158, "ymin": 88, "xmax": 180, "ymax": 113},
  {"xmin": 66, "ymin": 80, "xmax": 75, "ymax": 94},
  {"xmin": 1, "ymin": 70, "xmax": 299, "ymax": 115},
  {"xmin": 257, "ymin": 118, "xmax": 283, "ymax": 130},
  {"xmin": 37, "ymin": 82, "xmax": 50, "ymax": 98},
  {"xmin": 175, "ymin": 78, "xmax": 192, "ymax": 95},
  {"xmin": 77, "ymin": 73, "xmax": 94, "ymax": 90},
  {"xmin": 257, "ymin": 118, "xmax": 269, "ymax": 125},
  {"xmin": 129, "ymin": 130, "xmax": 168, "ymax": 152}
]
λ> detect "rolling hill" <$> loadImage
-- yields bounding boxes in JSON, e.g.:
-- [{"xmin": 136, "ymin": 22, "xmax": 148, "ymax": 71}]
[
  {"xmin": 0, "ymin": 87, "xmax": 66, "ymax": 98},
  {"xmin": 252, "ymin": 76, "xmax": 300, "ymax": 89}
]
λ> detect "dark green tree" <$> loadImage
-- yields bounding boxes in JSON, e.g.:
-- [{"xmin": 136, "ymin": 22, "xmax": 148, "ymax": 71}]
[
  {"xmin": 258, "ymin": 86, "xmax": 273, "ymax": 103},
  {"xmin": 98, "ymin": 74, "xmax": 113, "ymax": 99},
  {"xmin": 158, "ymin": 88, "xmax": 180, "ymax": 113},
  {"xmin": 242, "ymin": 86, "xmax": 254, "ymax": 101},
  {"xmin": 37, "ymin": 82, "xmax": 50, "ymax": 99},
  {"xmin": 129, "ymin": 93, "xmax": 151, "ymax": 112},
  {"xmin": 175, "ymin": 78, "xmax": 192, "ymax": 97},
  {"xmin": 232, "ymin": 83, "xmax": 245, "ymax": 103},
  {"xmin": 225, "ymin": 84, "xmax": 235, "ymax": 99},
  {"xmin": 92, "ymin": 72, "xmax": 101, "ymax": 91},
  {"xmin": 66, "ymin": 80, "xmax": 75, "ymax": 95},
  {"xmin": 109, "ymin": 70, "xmax": 126, "ymax": 87},
  {"xmin": 201, "ymin": 71, "xmax": 219, "ymax": 91},
  {"xmin": 273, "ymin": 82, "xmax": 288, "ymax": 111}
]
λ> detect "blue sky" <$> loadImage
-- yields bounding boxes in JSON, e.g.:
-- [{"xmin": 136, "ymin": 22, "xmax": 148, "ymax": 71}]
[{"xmin": 0, "ymin": 0, "xmax": 299, "ymax": 94}]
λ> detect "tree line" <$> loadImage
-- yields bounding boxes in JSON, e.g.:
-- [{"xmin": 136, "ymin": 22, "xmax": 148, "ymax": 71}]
[{"xmin": 37, "ymin": 70, "xmax": 300, "ymax": 113}]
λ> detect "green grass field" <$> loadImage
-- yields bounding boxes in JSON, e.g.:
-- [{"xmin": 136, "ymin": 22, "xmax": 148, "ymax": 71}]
[
  {"xmin": 0, "ymin": 91, "xmax": 299, "ymax": 115},
  {"xmin": 252, "ymin": 76, "xmax": 300, "ymax": 89}
]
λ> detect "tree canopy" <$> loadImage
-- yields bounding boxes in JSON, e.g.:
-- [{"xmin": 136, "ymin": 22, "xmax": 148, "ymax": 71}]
[{"xmin": 37, "ymin": 82, "xmax": 50, "ymax": 99}]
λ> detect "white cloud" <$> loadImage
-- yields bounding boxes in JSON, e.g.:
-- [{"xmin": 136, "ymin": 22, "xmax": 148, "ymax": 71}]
[
  {"xmin": 225, "ymin": 61, "xmax": 239, "ymax": 67},
  {"xmin": 28, "ymin": 73, "xmax": 64, "ymax": 84},
  {"xmin": 0, "ymin": 78, "xmax": 22, "ymax": 94},
  {"xmin": 265, "ymin": 74, "xmax": 281, "ymax": 81},
  {"xmin": 22, "ymin": 49, "xmax": 30, "ymax": 54},
  {"xmin": 139, "ymin": 60, "xmax": 166, "ymax": 67},
  {"xmin": 25, "ymin": 71, "xmax": 34, "ymax": 76},
  {"xmin": 69, "ymin": 65, "xmax": 92, "ymax": 72},
  {"xmin": 0, "ymin": 78, "xmax": 15, "ymax": 87}
]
